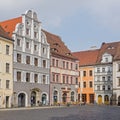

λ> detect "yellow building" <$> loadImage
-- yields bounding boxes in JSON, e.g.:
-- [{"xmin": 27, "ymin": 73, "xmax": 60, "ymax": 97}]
[{"xmin": 0, "ymin": 26, "xmax": 13, "ymax": 108}]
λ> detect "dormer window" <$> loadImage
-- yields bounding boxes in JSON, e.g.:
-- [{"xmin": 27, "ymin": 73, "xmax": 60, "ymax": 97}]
[
  {"xmin": 51, "ymin": 48, "xmax": 58, "ymax": 52},
  {"xmin": 66, "ymin": 53, "xmax": 72, "ymax": 56},
  {"xmin": 101, "ymin": 53, "xmax": 112, "ymax": 63}
]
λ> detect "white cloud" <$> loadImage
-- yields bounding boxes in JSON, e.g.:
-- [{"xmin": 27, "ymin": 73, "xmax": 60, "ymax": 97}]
[{"xmin": 1, "ymin": 0, "xmax": 120, "ymax": 30}]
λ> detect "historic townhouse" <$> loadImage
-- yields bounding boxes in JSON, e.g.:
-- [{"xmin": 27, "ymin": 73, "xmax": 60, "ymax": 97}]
[
  {"xmin": 112, "ymin": 42, "xmax": 120, "ymax": 105},
  {"xmin": 73, "ymin": 49, "xmax": 99, "ymax": 104},
  {"xmin": 0, "ymin": 26, "xmax": 13, "ymax": 108},
  {"xmin": 0, "ymin": 10, "xmax": 50, "ymax": 107},
  {"xmin": 43, "ymin": 30, "xmax": 79, "ymax": 105},
  {"xmin": 94, "ymin": 42, "xmax": 119, "ymax": 105}
]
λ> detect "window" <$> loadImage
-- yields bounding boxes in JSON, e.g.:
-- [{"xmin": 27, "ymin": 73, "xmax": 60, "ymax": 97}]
[
  {"xmin": 26, "ymin": 42, "xmax": 29, "ymax": 49},
  {"xmin": 43, "ymin": 60, "xmax": 46, "ymax": 68},
  {"xmin": 102, "ymin": 85, "xmax": 105, "ymax": 90},
  {"xmin": 108, "ymin": 76, "xmax": 111, "ymax": 81},
  {"xmin": 108, "ymin": 85, "xmax": 111, "ymax": 90},
  {"xmin": 17, "ymin": 39, "xmax": 21, "ymax": 46},
  {"xmin": 26, "ymin": 56, "xmax": 30, "ymax": 64},
  {"xmin": 118, "ymin": 64, "xmax": 120, "ymax": 71},
  {"xmin": 43, "ymin": 75, "xmax": 46, "ymax": 84},
  {"xmin": 89, "ymin": 81, "xmax": 93, "ymax": 88},
  {"xmin": 75, "ymin": 64, "xmax": 78, "ymax": 70},
  {"xmin": 34, "ymin": 58, "xmax": 38, "ymax": 66},
  {"xmin": 26, "ymin": 73, "xmax": 30, "ymax": 82},
  {"xmin": 83, "ymin": 71, "xmax": 86, "ymax": 77},
  {"xmin": 71, "ymin": 76, "xmax": 73, "ymax": 84},
  {"xmin": 83, "ymin": 82, "xmax": 86, "ymax": 88},
  {"xmin": 6, "ymin": 63, "xmax": 10, "ymax": 73},
  {"xmin": 43, "ymin": 48, "xmax": 46, "ymax": 54},
  {"xmin": 97, "ymin": 68, "xmax": 100, "ymax": 73},
  {"xmin": 56, "ymin": 74, "xmax": 59, "ymax": 82},
  {"xmin": 76, "ymin": 78, "xmax": 78, "ymax": 84},
  {"xmin": 52, "ymin": 59, "xmax": 55, "ymax": 66},
  {"xmin": 89, "ymin": 70, "xmax": 92, "ymax": 76},
  {"xmin": 52, "ymin": 73, "xmax": 55, "ymax": 82},
  {"xmin": 56, "ymin": 60, "xmax": 59, "ymax": 67},
  {"xmin": 34, "ymin": 45, "xmax": 37, "ymax": 51},
  {"xmin": 6, "ymin": 45, "xmax": 9, "ymax": 55},
  {"xmin": 17, "ymin": 53, "xmax": 21, "ymax": 63},
  {"xmin": 34, "ymin": 32, "xmax": 37, "ymax": 38},
  {"xmin": 6, "ymin": 80, "xmax": 10, "ymax": 89},
  {"xmin": 66, "ymin": 76, "xmax": 69, "ymax": 83},
  {"xmin": 102, "ymin": 68, "xmax": 105, "ymax": 72},
  {"xmin": 66, "ymin": 62, "xmax": 69, "ymax": 69},
  {"xmin": 17, "ymin": 72, "xmax": 21, "ymax": 81},
  {"xmin": 118, "ymin": 78, "xmax": 120, "ymax": 86},
  {"xmin": 63, "ymin": 61, "xmax": 65, "ymax": 68},
  {"xmin": 82, "ymin": 94, "xmax": 86, "ymax": 102},
  {"xmin": 97, "ymin": 76, "xmax": 100, "ymax": 81},
  {"xmin": 71, "ymin": 63, "xmax": 73, "ymax": 70},
  {"xmin": 34, "ymin": 74, "xmax": 38, "ymax": 83},
  {"xmin": 105, "ymin": 58, "xmax": 108, "ymax": 62},
  {"xmin": 97, "ymin": 85, "xmax": 100, "ymax": 90},
  {"xmin": 102, "ymin": 76, "xmax": 105, "ymax": 81},
  {"xmin": 63, "ymin": 76, "xmax": 65, "ymax": 84},
  {"xmin": 26, "ymin": 28, "xmax": 30, "ymax": 35}
]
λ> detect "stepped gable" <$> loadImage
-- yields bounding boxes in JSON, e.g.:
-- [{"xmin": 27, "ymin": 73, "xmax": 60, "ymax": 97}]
[
  {"xmin": 0, "ymin": 25, "xmax": 13, "ymax": 41},
  {"xmin": 43, "ymin": 30, "xmax": 78, "ymax": 60},
  {"xmin": 0, "ymin": 17, "xmax": 22, "ymax": 37},
  {"xmin": 97, "ymin": 41, "xmax": 120, "ymax": 63},
  {"xmin": 73, "ymin": 49, "xmax": 99, "ymax": 66}
]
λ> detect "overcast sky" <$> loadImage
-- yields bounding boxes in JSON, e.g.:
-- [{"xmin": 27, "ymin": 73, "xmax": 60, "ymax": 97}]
[{"xmin": 1, "ymin": 0, "xmax": 120, "ymax": 52}]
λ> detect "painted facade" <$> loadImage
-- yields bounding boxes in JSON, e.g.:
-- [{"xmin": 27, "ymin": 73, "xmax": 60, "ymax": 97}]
[
  {"xmin": 0, "ymin": 26, "xmax": 13, "ymax": 108},
  {"xmin": 113, "ymin": 60, "xmax": 120, "ymax": 105},
  {"xmin": 0, "ymin": 10, "xmax": 50, "ymax": 107},
  {"xmin": 73, "ymin": 49, "xmax": 99, "ymax": 104},
  {"xmin": 43, "ymin": 31, "xmax": 79, "ymax": 105}
]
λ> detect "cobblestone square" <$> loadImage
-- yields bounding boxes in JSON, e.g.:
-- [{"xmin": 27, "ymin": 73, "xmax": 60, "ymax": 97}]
[{"xmin": 0, "ymin": 105, "xmax": 120, "ymax": 120}]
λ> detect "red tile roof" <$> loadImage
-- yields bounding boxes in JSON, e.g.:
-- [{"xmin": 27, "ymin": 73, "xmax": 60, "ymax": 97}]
[
  {"xmin": 73, "ymin": 49, "xmax": 99, "ymax": 66},
  {"xmin": 97, "ymin": 41, "xmax": 120, "ymax": 63},
  {"xmin": 0, "ymin": 17, "xmax": 22, "ymax": 37},
  {"xmin": 0, "ymin": 25, "xmax": 13, "ymax": 41},
  {"xmin": 43, "ymin": 30, "xmax": 78, "ymax": 60}
]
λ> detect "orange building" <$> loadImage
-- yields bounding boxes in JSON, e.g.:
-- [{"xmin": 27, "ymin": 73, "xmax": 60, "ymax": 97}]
[{"xmin": 73, "ymin": 49, "xmax": 99, "ymax": 104}]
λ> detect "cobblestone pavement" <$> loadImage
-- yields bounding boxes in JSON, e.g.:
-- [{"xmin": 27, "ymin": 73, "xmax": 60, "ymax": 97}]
[{"xmin": 0, "ymin": 105, "xmax": 120, "ymax": 120}]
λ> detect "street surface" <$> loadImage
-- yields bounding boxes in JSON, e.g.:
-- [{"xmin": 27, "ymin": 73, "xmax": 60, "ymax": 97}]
[{"xmin": 0, "ymin": 105, "xmax": 120, "ymax": 120}]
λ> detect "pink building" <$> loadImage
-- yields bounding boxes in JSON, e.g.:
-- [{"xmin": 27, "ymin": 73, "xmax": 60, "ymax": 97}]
[{"xmin": 43, "ymin": 30, "xmax": 79, "ymax": 105}]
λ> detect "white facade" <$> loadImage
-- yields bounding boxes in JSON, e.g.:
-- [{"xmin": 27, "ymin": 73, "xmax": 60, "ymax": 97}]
[
  {"xmin": 113, "ymin": 61, "xmax": 120, "ymax": 105},
  {"xmin": 12, "ymin": 10, "xmax": 50, "ymax": 107}
]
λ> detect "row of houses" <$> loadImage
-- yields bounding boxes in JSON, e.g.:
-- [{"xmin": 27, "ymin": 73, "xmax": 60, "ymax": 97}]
[
  {"xmin": 0, "ymin": 10, "xmax": 120, "ymax": 108},
  {"xmin": 73, "ymin": 42, "xmax": 120, "ymax": 105},
  {"xmin": 0, "ymin": 10, "xmax": 79, "ymax": 108}
]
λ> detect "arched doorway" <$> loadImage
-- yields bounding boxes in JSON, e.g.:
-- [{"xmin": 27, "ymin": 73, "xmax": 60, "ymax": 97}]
[
  {"xmin": 42, "ymin": 94, "xmax": 47, "ymax": 105},
  {"xmin": 18, "ymin": 93, "xmax": 26, "ymax": 107},
  {"xmin": 98, "ymin": 95, "xmax": 102, "ymax": 104},
  {"xmin": 53, "ymin": 90, "xmax": 58, "ymax": 103},
  {"xmin": 62, "ymin": 92, "xmax": 67, "ymax": 103},
  {"xmin": 104, "ymin": 95, "xmax": 109, "ymax": 105},
  {"xmin": 71, "ymin": 91, "xmax": 75, "ymax": 102},
  {"xmin": 118, "ymin": 96, "xmax": 120, "ymax": 106},
  {"xmin": 31, "ymin": 91, "xmax": 36, "ymax": 106}
]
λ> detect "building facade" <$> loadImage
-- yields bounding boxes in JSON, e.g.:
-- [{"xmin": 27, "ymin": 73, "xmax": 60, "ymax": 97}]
[
  {"xmin": 0, "ymin": 26, "xmax": 13, "ymax": 108},
  {"xmin": 73, "ymin": 49, "xmax": 99, "ymax": 104},
  {"xmin": 0, "ymin": 10, "xmax": 50, "ymax": 107},
  {"xmin": 43, "ymin": 31, "xmax": 79, "ymax": 105},
  {"xmin": 94, "ymin": 42, "xmax": 119, "ymax": 104}
]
